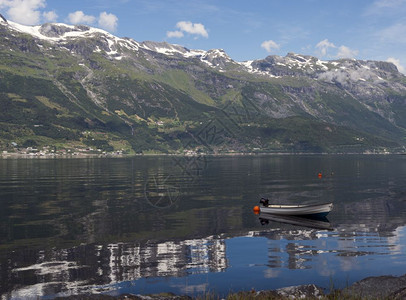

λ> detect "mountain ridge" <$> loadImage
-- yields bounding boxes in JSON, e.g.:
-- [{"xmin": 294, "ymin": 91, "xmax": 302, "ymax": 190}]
[
  {"xmin": 1, "ymin": 17, "xmax": 406, "ymax": 154},
  {"xmin": 4, "ymin": 17, "xmax": 402, "ymax": 76}
]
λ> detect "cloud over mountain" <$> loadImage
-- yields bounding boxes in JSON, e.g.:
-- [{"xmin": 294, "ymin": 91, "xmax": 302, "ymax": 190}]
[
  {"xmin": 167, "ymin": 21, "xmax": 208, "ymax": 39},
  {"xmin": 98, "ymin": 12, "xmax": 118, "ymax": 32},
  {"xmin": 337, "ymin": 45, "xmax": 359, "ymax": 59},
  {"xmin": 316, "ymin": 39, "xmax": 336, "ymax": 56},
  {"xmin": 67, "ymin": 11, "xmax": 95, "ymax": 25},
  {"xmin": 387, "ymin": 57, "xmax": 405, "ymax": 73},
  {"xmin": 66, "ymin": 10, "xmax": 118, "ymax": 32},
  {"xmin": 0, "ymin": 0, "xmax": 50, "ymax": 25},
  {"xmin": 261, "ymin": 40, "xmax": 280, "ymax": 53}
]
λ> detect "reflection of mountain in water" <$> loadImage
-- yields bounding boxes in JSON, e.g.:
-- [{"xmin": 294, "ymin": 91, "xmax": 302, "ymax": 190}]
[
  {"xmin": 2, "ymin": 156, "xmax": 406, "ymax": 297},
  {"xmin": 3, "ymin": 196, "xmax": 406, "ymax": 297},
  {"xmin": 1, "ymin": 237, "xmax": 227, "ymax": 298},
  {"xmin": 2, "ymin": 218, "xmax": 406, "ymax": 298},
  {"xmin": 337, "ymin": 195, "xmax": 406, "ymax": 234},
  {"xmin": 103, "ymin": 238, "xmax": 227, "ymax": 282}
]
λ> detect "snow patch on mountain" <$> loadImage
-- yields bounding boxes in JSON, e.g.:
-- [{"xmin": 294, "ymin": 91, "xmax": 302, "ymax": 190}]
[
  {"xmin": 237, "ymin": 60, "xmax": 280, "ymax": 77},
  {"xmin": 200, "ymin": 49, "xmax": 234, "ymax": 68},
  {"xmin": 141, "ymin": 41, "xmax": 190, "ymax": 56},
  {"xmin": 317, "ymin": 62, "xmax": 391, "ymax": 86},
  {"xmin": 7, "ymin": 21, "xmax": 115, "ymax": 42},
  {"xmin": 239, "ymin": 60, "xmax": 254, "ymax": 71},
  {"xmin": 315, "ymin": 60, "xmax": 329, "ymax": 70},
  {"xmin": 4, "ymin": 20, "xmax": 139, "ymax": 58},
  {"xmin": 138, "ymin": 41, "xmax": 235, "ymax": 68}
]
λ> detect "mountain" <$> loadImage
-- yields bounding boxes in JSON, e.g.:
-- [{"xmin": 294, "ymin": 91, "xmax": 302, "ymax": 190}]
[{"xmin": 1, "ymin": 17, "xmax": 406, "ymax": 154}]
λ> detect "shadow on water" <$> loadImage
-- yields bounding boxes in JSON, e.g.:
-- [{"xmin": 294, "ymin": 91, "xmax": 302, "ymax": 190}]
[{"xmin": 1, "ymin": 155, "xmax": 406, "ymax": 297}]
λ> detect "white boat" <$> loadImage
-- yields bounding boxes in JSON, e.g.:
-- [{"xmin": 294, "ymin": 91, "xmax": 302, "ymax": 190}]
[{"xmin": 258, "ymin": 198, "xmax": 333, "ymax": 217}]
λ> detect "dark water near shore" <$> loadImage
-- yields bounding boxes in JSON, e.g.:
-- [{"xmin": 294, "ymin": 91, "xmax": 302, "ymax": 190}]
[{"xmin": 1, "ymin": 155, "xmax": 406, "ymax": 298}]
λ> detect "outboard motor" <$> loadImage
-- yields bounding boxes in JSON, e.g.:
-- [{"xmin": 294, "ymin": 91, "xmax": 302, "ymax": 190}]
[
  {"xmin": 0, "ymin": 14, "xmax": 7, "ymax": 23},
  {"xmin": 259, "ymin": 218, "xmax": 269, "ymax": 225},
  {"xmin": 259, "ymin": 198, "xmax": 269, "ymax": 206}
]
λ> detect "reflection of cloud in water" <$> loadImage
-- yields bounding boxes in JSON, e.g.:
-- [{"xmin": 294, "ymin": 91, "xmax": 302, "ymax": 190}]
[
  {"xmin": 387, "ymin": 226, "xmax": 406, "ymax": 255},
  {"xmin": 8, "ymin": 280, "xmax": 92, "ymax": 299},
  {"xmin": 171, "ymin": 283, "xmax": 209, "ymax": 294},
  {"xmin": 12, "ymin": 261, "xmax": 82, "ymax": 276},
  {"xmin": 340, "ymin": 257, "xmax": 358, "ymax": 272},
  {"xmin": 316, "ymin": 258, "xmax": 335, "ymax": 277},
  {"xmin": 264, "ymin": 268, "xmax": 281, "ymax": 278}
]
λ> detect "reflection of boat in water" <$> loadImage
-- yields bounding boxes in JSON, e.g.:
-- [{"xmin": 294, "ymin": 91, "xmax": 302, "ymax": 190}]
[
  {"xmin": 258, "ymin": 198, "xmax": 333, "ymax": 217},
  {"xmin": 259, "ymin": 213, "xmax": 333, "ymax": 230}
]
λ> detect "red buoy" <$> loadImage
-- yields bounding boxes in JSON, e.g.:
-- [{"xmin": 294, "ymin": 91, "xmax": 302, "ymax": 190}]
[{"xmin": 253, "ymin": 206, "xmax": 260, "ymax": 214}]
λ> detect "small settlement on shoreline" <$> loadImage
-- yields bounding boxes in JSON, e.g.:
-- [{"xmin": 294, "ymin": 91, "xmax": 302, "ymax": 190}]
[{"xmin": 0, "ymin": 145, "xmax": 400, "ymax": 159}]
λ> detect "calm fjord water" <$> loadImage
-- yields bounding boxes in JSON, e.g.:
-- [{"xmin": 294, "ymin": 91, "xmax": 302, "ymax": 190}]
[{"xmin": 1, "ymin": 155, "xmax": 406, "ymax": 298}]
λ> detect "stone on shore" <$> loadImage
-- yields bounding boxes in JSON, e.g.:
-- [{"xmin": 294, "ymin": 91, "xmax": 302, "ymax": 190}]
[{"xmin": 343, "ymin": 274, "xmax": 406, "ymax": 299}]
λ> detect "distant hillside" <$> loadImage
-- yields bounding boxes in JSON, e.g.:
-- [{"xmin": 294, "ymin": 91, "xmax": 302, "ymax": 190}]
[{"xmin": 1, "ymin": 17, "xmax": 406, "ymax": 154}]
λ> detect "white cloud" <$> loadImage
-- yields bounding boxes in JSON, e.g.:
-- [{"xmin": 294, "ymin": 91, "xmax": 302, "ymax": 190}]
[
  {"xmin": 0, "ymin": 0, "xmax": 46, "ymax": 25},
  {"xmin": 387, "ymin": 57, "xmax": 405, "ymax": 73},
  {"xmin": 176, "ymin": 21, "xmax": 208, "ymax": 38},
  {"xmin": 67, "ymin": 10, "xmax": 118, "ymax": 32},
  {"xmin": 365, "ymin": 0, "xmax": 406, "ymax": 15},
  {"xmin": 374, "ymin": 0, "xmax": 406, "ymax": 8},
  {"xmin": 43, "ymin": 10, "xmax": 57, "ymax": 22},
  {"xmin": 337, "ymin": 45, "xmax": 359, "ymax": 59},
  {"xmin": 376, "ymin": 23, "xmax": 406, "ymax": 44},
  {"xmin": 315, "ymin": 39, "xmax": 358, "ymax": 59},
  {"xmin": 67, "ymin": 10, "xmax": 96, "ymax": 25},
  {"xmin": 260, "ymin": 40, "xmax": 280, "ymax": 53},
  {"xmin": 98, "ymin": 11, "xmax": 118, "ymax": 32},
  {"xmin": 167, "ymin": 30, "xmax": 184, "ymax": 38},
  {"xmin": 315, "ymin": 39, "xmax": 336, "ymax": 56}
]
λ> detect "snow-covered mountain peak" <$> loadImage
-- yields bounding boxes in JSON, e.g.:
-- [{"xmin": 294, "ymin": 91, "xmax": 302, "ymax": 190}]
[
  {"xmin": 1, "ymin": 19, "xmax": 141, "ymax": 59},
  {"xmin": 2, "ymin": 19, "xmax": 207, "ymax": 60},
  {"xmin": 1, "ymin": 18, "xmax": 403, "ymax": 82},
  {"xmin": 200, "ymin": 48, "xmax": 235, "ymax": 69},
  {"xmin": 6, "ymin": 20, "xmax": 118, "ymax": 42},
  {"xmin": 205, "ymin": 49, "xmax": 229, "ymax": 58},
  {"xmin": 140, "ymin": 41, "xmax": 194, "ymax": 56},
  {"xmin": 39, "ymin": 23, "xmax": 90, "ymax": 38},
  {"xmin": 136, "ymin": 41, "xmax": 238, "ymax": 69},
  {"xmin": 0, "ymin": 18, "xmax": 251, "ymax": 71}
]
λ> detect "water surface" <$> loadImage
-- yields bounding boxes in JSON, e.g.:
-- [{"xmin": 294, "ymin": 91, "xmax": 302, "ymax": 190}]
[{"xmin": 1, "ymin": 155, "xmax": 406, "ymax": 298}]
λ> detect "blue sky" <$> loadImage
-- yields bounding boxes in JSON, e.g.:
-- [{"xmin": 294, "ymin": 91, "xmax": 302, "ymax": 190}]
[{"xmin": 1, "ymin": 0, "xmax": 405, "ymax": 72}]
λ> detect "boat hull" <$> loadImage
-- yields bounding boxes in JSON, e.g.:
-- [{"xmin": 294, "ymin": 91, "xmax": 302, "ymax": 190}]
[{"xmin": 259, "ymin": 202, "xmax": 333, "ymax": 217}]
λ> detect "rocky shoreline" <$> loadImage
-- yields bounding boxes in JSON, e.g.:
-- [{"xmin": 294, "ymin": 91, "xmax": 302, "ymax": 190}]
[{"xmin": 54, "ymin": 274, "xmax": 406, "ymax": 299}]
